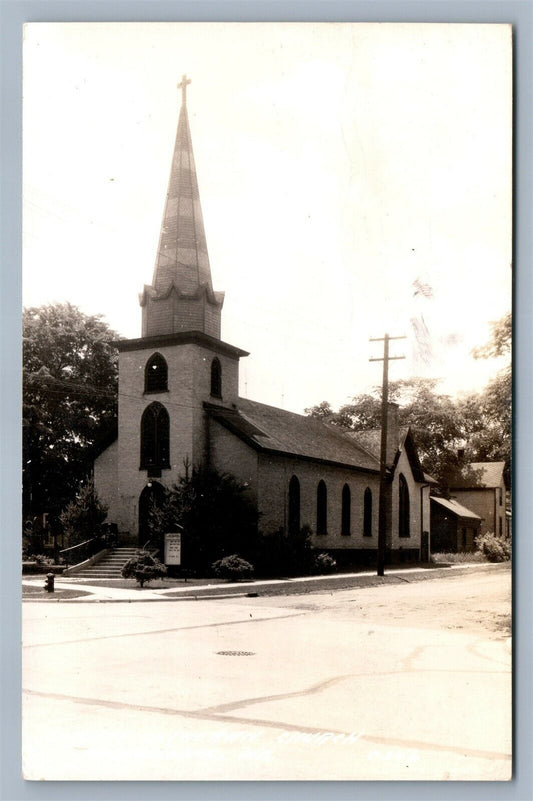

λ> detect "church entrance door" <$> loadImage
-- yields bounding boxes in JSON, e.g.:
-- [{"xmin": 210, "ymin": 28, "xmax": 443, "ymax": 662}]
[{"xmin": 138, "ymin": 481, "xmax": 165, "ymax": 548}]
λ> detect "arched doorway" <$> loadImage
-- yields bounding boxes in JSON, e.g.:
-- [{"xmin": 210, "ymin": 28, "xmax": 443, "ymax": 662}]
[{"xmin": 138, "ymin": 481, "xmax": 166, "ymax": 547}]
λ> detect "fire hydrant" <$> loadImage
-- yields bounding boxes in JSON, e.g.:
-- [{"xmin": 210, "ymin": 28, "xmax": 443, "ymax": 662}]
[{"xmin": 44, "ymin": 572, "xmax": 54, "ymax": 593}]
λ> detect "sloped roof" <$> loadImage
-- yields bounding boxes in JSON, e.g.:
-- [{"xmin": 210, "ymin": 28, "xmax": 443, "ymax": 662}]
[
  {"xmin": 346, "ymin": 426, "xmax": 426, "ymax": 483},
  {"xmin": 207, "ymin": 398, "xmax": 380, "ymax": 472},
  {"xmin": 350, "ymin": 427, "xmax": 409, "ymax": 460},
  {"xmin": 431, "ymin": 496, "xmax": 481, "ymax": 522},
  {"xmin": 450, "ymin": 461, "xmax": 505, "ymax": 489}
]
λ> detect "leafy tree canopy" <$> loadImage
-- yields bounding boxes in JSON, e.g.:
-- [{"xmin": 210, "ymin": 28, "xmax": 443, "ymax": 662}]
[
  {"xmin": 306, "ymin": 310, "xmax": 511, "ymax": 489},
  {"xmin": 23, "ymin": 303, "xmax": 118, "ymax": 515}
]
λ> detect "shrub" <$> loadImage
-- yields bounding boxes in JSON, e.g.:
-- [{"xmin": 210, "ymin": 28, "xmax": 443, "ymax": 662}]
[
  {"xmin": 212, "ymin": 554, "xmax": 254, "ymax": 581},
  {"xmin": 314, "ymin": 552, "xmax": 337, "ymax": 574},
  {"xmin": 475, "ymin": 532, "xmax": 511, "ymax": 563},
  {"xmin": 431, "ymin": 551, "xmax": 486, "ymax": 565},
  {"xmin": 121, "ymin": 551, "xmax": 167, "ymax": 587},
  {"xmin": 33, "ymin": 554, "xmax": 54, "ymax": 566},
  {"xmin": 255, "ymin": 525, "xmax": 315, "ymax": 577}
]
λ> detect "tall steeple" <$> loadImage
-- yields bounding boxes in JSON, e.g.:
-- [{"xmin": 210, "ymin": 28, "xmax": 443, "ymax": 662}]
[{"xmin": 140, "ymin": 75, "xmax": 224, "ymax": 339}]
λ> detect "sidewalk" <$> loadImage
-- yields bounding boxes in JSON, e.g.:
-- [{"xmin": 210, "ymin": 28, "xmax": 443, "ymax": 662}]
[{"xmin": 22, "ymin": 561, "xmax": 509, "ymax": 603}]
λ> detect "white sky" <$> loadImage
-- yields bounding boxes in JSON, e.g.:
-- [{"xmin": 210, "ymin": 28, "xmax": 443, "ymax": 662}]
[{"xmin": 23, "ymin": 22, "xmax": 512, "ymax": 414}]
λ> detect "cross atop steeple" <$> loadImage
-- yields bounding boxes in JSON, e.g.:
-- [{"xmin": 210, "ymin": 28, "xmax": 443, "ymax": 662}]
[{"xmin": 178, "ymin": 74, "xmax": 191, "ymax": 104}]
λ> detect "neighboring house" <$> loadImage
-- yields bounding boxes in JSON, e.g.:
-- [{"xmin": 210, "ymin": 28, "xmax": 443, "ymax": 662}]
[
  {"xmin": 448, "ymin": 461, "xmax": 507, "ymax": 538},
  {"xmin": 93, "ymin": 79, "xmax": 431, "ymax": 565},
  {"xmin": 430, "ymin": 496, "xmax": 481, "ymax": 553}
]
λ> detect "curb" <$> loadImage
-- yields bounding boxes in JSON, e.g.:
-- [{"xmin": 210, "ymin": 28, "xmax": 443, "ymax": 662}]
[{"xmin": 22, "ymin": 562, "xmax": 509, "ymax": 603}]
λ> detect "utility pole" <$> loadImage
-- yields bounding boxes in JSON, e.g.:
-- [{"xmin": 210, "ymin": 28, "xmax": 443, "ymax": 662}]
[{"xmin": 370, "ymin": 334, "xmax": 406, "ymax": 576}]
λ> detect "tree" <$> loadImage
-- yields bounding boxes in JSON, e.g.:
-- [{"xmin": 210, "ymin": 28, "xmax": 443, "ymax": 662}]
[
  {"xmin": 472, "ymin": 312, "xmax": 511, "ymax": 360},
  {"xmin": 307, "ymin": 316, "xmax": 512, "ymax": 489},
  {"xmin": 59, "ymin": 480, "xmax": 108, "ymax": 547},
  {"xmin": 307, "ymin": 378, "xmax": 466, "ymax": 486},
  {"xmin": 23, "ymin": 303, "xmax": 118, "ymax": 514},
  {"xmin": 470, "ymin": 311, "xmax": 511, "ymax": 479},
  {"xmin": 147, "ymin": 467, "xmax": 260, "ymax": 572}
]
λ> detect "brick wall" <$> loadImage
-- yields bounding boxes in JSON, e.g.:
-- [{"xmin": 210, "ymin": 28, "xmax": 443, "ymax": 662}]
[
  {"xmin": 390, "ymin": 448, "xmax": 423, "ymax": 550},
  {"xmin": 256, "ymin": 453, "xmax": 382, "ymax": 548},
  {"xmin": 104, "ymin": 340, "xmax": 241, "ymax": 536},
  {"xmin": 208, "ymin": 419, "xmax": 258, "ymax": 498},
  {"xmin": 94, "ymin": 438, "xmax": 119, "ymax": 521}
]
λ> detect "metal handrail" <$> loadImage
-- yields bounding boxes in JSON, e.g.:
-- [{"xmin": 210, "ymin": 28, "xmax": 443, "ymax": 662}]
[{"xmin": 59, "ymin": 534, "xmax": 106, "ymax": 568}]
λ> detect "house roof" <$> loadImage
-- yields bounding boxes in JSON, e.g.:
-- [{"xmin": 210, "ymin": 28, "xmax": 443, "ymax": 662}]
[
  {"xmin": 431, "ymin": 496, "xmax": 482, "ymax": 522},
  {"xmin": 450, "ymin": 461, "xmax": 505, "ymax": 489},
  {"xmin": 207, "ymin": 398, "xmax": 381, "ymax": 473}
]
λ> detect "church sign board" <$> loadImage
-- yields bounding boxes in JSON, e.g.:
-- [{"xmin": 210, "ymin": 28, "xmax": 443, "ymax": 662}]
[{"xmin": 164, "ymin": 532, "xmax": 182, "ymax": 565}]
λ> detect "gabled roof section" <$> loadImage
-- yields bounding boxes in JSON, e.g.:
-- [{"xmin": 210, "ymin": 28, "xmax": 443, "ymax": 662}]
[
  {"xmin": 206, "ymin": 398, "xmax": 380, "ymax": 473},
  {"xmin": 431, "ymin": 496, "xmax": 482, "ymax": 522},
  {"xmin": 346, "ymin": 426, "xmax": 426, "ymax": 482},
  {"xmin": 449, "ymin": 461, "xmax": 505, "ymax": 489}
]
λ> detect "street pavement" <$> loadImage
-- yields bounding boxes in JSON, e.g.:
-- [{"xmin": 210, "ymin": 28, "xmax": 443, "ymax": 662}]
[{"xmin": 22, "ymin": 567, "xmax": 511, "ymax": 781}]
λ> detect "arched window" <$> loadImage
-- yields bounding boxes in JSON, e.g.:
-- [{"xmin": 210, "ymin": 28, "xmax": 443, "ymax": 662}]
[
  {"xmin": 341, "ymin": 484, "xmax": 351, "ymax": 535},
  {"xmin": 363, "ymin": 488, "xmax": 372, "ymax": 536},
  {"xmin": 140, "ymin": 402, "xmax": 170, "ymax": 473},
  {"xmin": 288, "ymin": 475, "xmax": 300, "ymax": 535},
  {"xmin": 399, "ymin": 473, "xmax": 410, "ymax": 537},
  {"xmin": 210, "ymin": 357, "xmax": 222, "ymax": 398},
  {"xmin": 145, "ymin": 353, "xmax": 168, "ymax": 393},
  {"xmin": 316, "ymin": 480, "xmax": 327, "ymax": 535}
]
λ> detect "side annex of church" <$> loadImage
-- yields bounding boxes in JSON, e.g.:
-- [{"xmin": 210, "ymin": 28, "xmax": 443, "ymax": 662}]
[{"xmin": 94, "ymin": 76, "xmax": 431, "ymax": 564}]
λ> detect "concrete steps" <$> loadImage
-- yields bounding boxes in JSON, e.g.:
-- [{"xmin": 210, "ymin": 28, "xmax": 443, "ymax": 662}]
[{"xmin": 73, "ymin": 547, "xmax": 141, "ymax": 579}]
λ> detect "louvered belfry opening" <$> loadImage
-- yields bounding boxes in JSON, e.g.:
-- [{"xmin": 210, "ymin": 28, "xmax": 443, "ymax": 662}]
[{"xmin": 145, "ymin": 353, "xmax": 168, "ymax": 393}]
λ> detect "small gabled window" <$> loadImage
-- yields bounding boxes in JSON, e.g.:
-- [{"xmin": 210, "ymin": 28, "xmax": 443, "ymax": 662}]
[
  {"xmin": 211, "ymin": 357, "xmax": 222, "ymax": 398},
  {"xmin": 145, "ymin": 353, "xmax": 168, "ymax": 393}
]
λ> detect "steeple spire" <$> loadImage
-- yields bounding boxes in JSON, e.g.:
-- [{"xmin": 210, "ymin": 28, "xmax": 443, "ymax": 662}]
[{"xmin": 140, "ymin": 76, "xmax": 224, "ymax": 339}]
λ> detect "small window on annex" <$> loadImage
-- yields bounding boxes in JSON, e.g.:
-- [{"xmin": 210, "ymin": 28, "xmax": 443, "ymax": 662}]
[
  {"xmin": 363, "ymin": 488, "xmax": 372, "ymax": 536},
  {"xmin": 145, "ymin": 353, "xmax": 168, "ymax": 393},
  {"xmin": 211, "ymin": 357, "xmax": 222, "ymax": 398},
  {"xmin": 341, "ymin": 484, "xmax": 351, "ymax": 535},
  {"xmin": 316, "ymin": 480, "xmax": 327, "ymax": 535}
]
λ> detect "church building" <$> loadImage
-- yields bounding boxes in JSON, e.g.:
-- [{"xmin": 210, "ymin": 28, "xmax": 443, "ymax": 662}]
[{"xmin": 94, "ymin": 76, "xmax": 431, "ymax": 564}]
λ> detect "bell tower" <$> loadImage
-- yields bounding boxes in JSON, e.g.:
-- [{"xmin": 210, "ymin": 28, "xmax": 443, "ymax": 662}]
[{"xmin": 112, "ymin": 76, "xmax": 247, "ymax": 538}]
